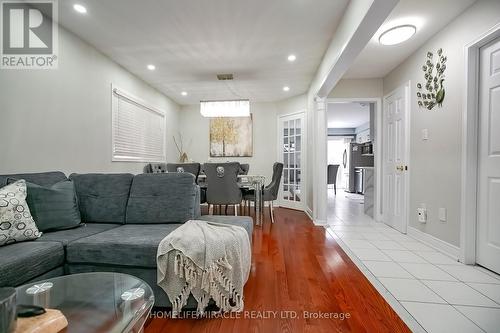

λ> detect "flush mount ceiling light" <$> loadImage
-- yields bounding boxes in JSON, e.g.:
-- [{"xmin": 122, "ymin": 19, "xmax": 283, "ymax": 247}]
[
  {"xmin": 200, "ymin": 100, "xmax": 250, "ymax": 117},
  {"xmin": 73, "ymin": 4, "xmax": 87, "ymax": 14},
  {"xmin": 283, "ymin": 86, "xmax": 290, "ymax": 92},
  {"xmin": 287, "ymin": 54, "xmax": 296, "ymax": 62},
  {"xmin": 181, "ymin": 91, "xmax": 188, "ymax": 96},
  {"xmin": 147, "ymin": 64, "xmax": 156, "ymax": 70},
  {"xmin": 379, "ymin": 24, "xmax": 416, "ymax": 46}
]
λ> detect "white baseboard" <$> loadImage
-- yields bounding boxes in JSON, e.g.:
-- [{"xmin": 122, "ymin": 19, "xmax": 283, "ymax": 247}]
[
  {"xmin": 407, "ymin": 226, "xmax": 460, "ymax": 261},
  {"xmin": 305, "ymin": 207, "xmax": 314, "ymax": 221},
  {"xmin": 304, "ymin": 207, "xmax": 327, "ymax": 226},
  {"xmin": 313, "ymin": 219, "xmax": 328, "ymax": 226}
]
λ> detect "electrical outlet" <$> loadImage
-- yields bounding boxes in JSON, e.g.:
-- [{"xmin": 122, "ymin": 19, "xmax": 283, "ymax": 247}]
[
  {"xmin": 439, "ymin": 208, "xmax": 447, "ymax": 222},
  {"xmin": 417, "ymin": 207, "xmax": 427, "ymax": 223}
]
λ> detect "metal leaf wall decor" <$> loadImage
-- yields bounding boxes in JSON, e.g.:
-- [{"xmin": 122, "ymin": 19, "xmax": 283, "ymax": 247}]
[{"xmin": 417, "ymin": 48, "xmax": 447, "ymax": 110}]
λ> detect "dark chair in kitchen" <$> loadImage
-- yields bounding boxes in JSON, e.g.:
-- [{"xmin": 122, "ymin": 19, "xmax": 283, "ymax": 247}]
[{"xmin": 327, "ymin": 164, "xmax": 340, "ymax": 195}]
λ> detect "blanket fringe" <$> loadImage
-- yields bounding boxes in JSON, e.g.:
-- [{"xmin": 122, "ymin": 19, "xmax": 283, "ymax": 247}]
[{"xmin": 172, "ymin": 251, "xmax": 243, "ymax": 316}]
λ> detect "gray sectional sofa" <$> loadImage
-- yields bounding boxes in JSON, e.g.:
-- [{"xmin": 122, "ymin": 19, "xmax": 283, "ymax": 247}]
[{"xmin": 0, "ymin": 171, "xmax": 253, "ymax": 308}]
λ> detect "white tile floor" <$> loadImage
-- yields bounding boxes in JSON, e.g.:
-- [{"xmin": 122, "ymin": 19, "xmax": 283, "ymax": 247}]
[{"xmin": 326, "ymin": 189, "xmax": 500, "ymax": 333}]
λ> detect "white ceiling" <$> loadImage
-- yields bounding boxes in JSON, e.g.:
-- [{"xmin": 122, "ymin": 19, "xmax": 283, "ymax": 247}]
[
  {"xmin": 327, "ymin": 102, "xmax": 369, "ymax": 129},
  {"xmin": 343, "ymin": 0, "xmax": 477, "ymax": 79},
  {"xmin": 57, "ymin": 0, "xmax": 349, "ymax": 105}
]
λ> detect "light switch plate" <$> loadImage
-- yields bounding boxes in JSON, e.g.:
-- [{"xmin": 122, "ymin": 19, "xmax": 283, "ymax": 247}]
[
  {"xmin": 439, "ymin": 208, "xmax": 447, "ymax": 222},
  {"xmin": 422, "ymin": 129, "xmax": 429, "ymax": 140}
]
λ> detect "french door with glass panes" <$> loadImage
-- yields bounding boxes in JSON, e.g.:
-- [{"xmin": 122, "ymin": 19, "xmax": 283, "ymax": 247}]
[{"xmin": 278, "ymin": 112, "xmax": 305, "ymax": 210}]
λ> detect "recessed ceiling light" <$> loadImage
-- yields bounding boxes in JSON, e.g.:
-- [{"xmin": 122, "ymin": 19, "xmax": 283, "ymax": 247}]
[
  {"xmin": 287, "ymin": 54, "xmax": 296, "ymax": 62},
  {"xmin": 379, "ymin": 25, "xmax": 416, "ymax": 45},
  {"xmin": 283, "ymin": 86, "xmax": 290, "ymax": 92},
  {"xmin": 147, "ymin": 64, "xmax": 156, "ymax": 71},
  {"xmin": 181, "ymin": 91, "xmax": 188, "ymax": 96},
  {"xmin": 73, "ymin": 4, "xmax": 87, "ymax": 14}
]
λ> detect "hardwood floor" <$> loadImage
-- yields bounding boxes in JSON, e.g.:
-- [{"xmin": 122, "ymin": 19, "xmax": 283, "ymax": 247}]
[{"xmin": 145, "ymin": 207, "xmax": 411, "ymax": 333}]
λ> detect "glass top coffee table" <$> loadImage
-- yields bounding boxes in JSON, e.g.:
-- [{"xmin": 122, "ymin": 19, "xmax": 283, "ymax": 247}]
[{"xmin": 16, "ymin": 272, "xmax": 154, "ymax": 333}]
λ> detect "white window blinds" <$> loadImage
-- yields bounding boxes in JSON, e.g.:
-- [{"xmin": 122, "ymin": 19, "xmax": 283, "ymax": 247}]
[{"xmin": 112, "ymin": 86, "xmax": 166, "ymax": 162}]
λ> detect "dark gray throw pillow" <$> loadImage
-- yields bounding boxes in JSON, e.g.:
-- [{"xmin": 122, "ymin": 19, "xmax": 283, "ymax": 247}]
[{"xmin": 8, "ymin": 179, "xmax": 82, "ymax": 232}]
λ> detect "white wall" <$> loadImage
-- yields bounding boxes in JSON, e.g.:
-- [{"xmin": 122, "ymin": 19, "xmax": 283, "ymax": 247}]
[
  {"xmin": 383, "ymin": 0, "xmax": 500, "ymax": 246},
  {"xmin": 0, "ymin": 26, "xmax": 180, "ymax": 175},
  {"xmin": 177, "ymin": 103, "xmax": 278, "ymax": 182},
  {"xmin": 328, "ymin": 78, "xmax": 383, "ymax": 99},
  {"xmin": 276, "ymin": 94, "xmax": 307, "ymax": 116}
]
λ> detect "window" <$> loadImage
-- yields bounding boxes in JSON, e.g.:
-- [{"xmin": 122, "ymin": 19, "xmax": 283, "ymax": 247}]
[{"xmin": 111, "ymin": 86, "xmax": 166, "ymax": 162}]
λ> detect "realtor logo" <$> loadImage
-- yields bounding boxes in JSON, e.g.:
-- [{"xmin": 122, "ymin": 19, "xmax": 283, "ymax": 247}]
[{"xmin": 1, "ymin": 0, "xmax": 58, "ymax": 69}]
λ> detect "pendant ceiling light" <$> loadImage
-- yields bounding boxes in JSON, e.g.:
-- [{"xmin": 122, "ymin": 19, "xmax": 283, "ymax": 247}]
[{"xmin": 200, "ymin": 100, "xmax": 250, "ymax": 117}]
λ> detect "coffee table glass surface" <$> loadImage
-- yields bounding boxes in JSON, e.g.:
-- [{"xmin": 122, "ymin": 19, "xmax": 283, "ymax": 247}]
[{"xmin": 16, "ymin": 272, "xmax": 154, "ymax": 333}]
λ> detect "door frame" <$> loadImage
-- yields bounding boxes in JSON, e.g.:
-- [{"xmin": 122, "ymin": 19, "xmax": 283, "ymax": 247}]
[
  {"xmin": 382, "ymin": 82, "xmax": 411, "ymax": 233},
  {"xmin": 276, "ymin": 110, "xmax": 307, "ymax": 210},
  {"xmin": 461, "ymin": 23, "xmax": 500, "ymax": 265},
  {"xmin": 325, "ymin": 98, "xmax": 384, "ymax": 222}
]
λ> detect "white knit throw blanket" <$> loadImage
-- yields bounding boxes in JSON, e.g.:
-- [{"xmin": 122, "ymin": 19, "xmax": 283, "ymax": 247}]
[{"xmin": 157, "ymin": 220, "xmax": 251, "ymax": 316}]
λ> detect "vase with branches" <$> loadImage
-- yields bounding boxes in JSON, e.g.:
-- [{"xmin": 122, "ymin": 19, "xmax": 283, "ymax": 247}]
[{"xmin": 173, "ymin": 133, "xmax": 189, "ymax": 163}]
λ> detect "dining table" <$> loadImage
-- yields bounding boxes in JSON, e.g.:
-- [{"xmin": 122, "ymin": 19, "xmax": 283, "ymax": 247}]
[{"xmin": 197, "ymin": 174, "xmax": 266, "ymax": 225}]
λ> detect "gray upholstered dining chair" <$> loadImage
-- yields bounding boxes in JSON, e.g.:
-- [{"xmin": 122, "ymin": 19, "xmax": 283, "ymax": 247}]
[
  {"xmin": 166, "ymin": 163, "xmax": 201, "ymax": 183},
  {"xmin": 167, "ymin": 163, "xmax": 204, "ymax": 203},
  {"xmin": 327, "ymin": 164, "xmax": 340, "ymax": 195},
  {"xmin": 144, "ymin": 163, "xmax": 167, "ymax": 173},
  {"xmin": 243, "ymin": 162, "xmax": 283, "ymax": 223},
  {"xmin": 239, "ymin": 164, "xmax": 250, "ymax": 175},
  {"xmin": 203, "ymin": 162, "xmax": 242, "ymax": 215}
]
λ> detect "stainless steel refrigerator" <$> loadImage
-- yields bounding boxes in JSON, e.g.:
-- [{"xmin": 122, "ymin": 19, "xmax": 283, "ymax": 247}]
[{"xmin": 343, "ymin": 142, "xmax": 374, "ymax": 193}]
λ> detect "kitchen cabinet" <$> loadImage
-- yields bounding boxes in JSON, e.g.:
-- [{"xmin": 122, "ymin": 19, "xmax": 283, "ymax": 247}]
[{"xmin": 356, "ymin": 128, "xmax": 371, "ymax": 143}]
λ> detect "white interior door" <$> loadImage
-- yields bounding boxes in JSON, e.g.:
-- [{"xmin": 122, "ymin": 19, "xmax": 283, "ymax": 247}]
[
  {"xmin": 278, "ymin": 113, "xmax": 305, "ymax": 210},
  {"xmin": 383, "ymin": 84, "xmax": 409, "ymax": 233},
  {"xmin": 477, "ymin": 37, "xmax": 500, "ymax": 274}
]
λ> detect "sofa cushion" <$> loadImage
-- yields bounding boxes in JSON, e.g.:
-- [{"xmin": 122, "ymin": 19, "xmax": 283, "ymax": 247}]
[
  {"xmin": 66, "ymin": 224, "xmax": 181, "ymax": 268},
  {"xmin": 198, "ymin": 215, "xmax": 253, "ymax": 241},
  {"xmin": 125, "ymin": 173, "xmax": 197, "ymax": 224},
  {"xmin": 37, "ymin": 223, "xmax": 119, "ymax": 246},
  {"xmin": 66, "ymin": 217, "xmax": 253, "ymax": 269},
  {"xmin": 25, "ymin": 267, "xmax": 64, "ymax": 284},
  {"xmin": 0, "ymin": 171, "xmax": 67, "ymax": 188},
  {"xmin": 0, "ymin": 180, "xmax": 41, "ymax": 246},
  {"xmin": 18, "ymin": 180, "xmax": 82, "ymax": 232},
  {"xmin": 0, "ymin": 241, "xmax": 64, "ymax": 287},
  {"xmin": 69, "ymin": 173, "xmax": 133, "ymax": 224}
]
